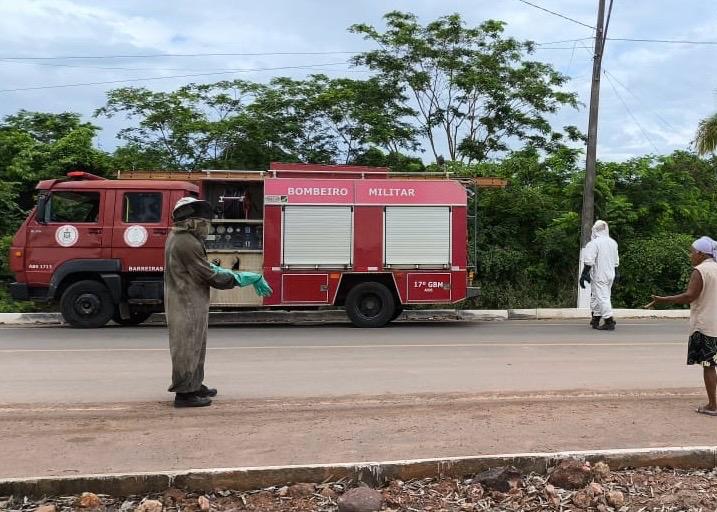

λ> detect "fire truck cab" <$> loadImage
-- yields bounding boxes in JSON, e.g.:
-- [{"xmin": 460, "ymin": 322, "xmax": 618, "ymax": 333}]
[{"xmin": 9, "ymin": 163, "xmax": 478, "ymax": 328}]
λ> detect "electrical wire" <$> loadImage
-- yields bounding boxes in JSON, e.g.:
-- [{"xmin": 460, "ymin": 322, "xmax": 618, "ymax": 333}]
[
  {"xmin": 0, "ymin": 50, "xmax": 360, "ymax": 61},
  {"xmin": 515, "ymin": 0, "xmax": 596, "ymax": 30},
  {"xmin": 603, "ymin": 69, "xmax": 677, "ymax": 131},
  {"xmin": 0, "ymin": 62, "xmax": 351, "ymax": 93},
  {"xmin": 603, "ymin": 70, "xmax": 659, "ymax": 153},
  {"xmin": 607, "ymin": 37, "xmax": 717, "ymax": 45}
]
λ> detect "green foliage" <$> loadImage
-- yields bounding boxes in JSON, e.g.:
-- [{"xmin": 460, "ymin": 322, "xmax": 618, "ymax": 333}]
[
  {"xmin": 350, "ymin": 11, "xmax": 578, "ymax": 163},
  {"xmin": 0, "ymin": 110, "xmax": 110, "ymax": 218},
  {"xmin": 450, "ymin": 148, "xmax": 717, "ymax": 309},
  {"xmin": 96, "ymin": 76, "xmax": 418, "ymax": 170},
  {"xmin": 695, "ymin": 113, "xmax": 717, "ymax": 156},
  {"xmin": 614, "ymin": 233, "xmax": 694, "ymax": 308}
]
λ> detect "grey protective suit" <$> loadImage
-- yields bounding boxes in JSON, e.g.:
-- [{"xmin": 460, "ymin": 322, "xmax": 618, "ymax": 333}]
[{"xmin": 164, "ymin": 219, "xmax": 235, "ymax": 393}]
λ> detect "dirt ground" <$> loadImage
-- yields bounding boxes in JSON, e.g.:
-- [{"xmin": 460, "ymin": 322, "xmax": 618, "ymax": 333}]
[
  {"xmin": 2, "ymin": 389, "xmax": 716, "ymax": 479},
  {"xmin": 4, "ymin": 464, "xmax": 717, "ymax": 511}
]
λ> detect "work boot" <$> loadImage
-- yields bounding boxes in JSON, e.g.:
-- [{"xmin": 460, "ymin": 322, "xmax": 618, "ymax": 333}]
[
  {"xmin": 590, "ymin": 315, "xmax": 601, "ymax": 329},
  {"xmin": 196, "ymin": 384, "xmax": 218, "ymax": 398},
  {"xmin": 597, "ymin": 317, "xmax": 616, "ymax": 331},
  {"xmin": 174, "ymin": 392, "xmax": 212, "ymax": 408}
]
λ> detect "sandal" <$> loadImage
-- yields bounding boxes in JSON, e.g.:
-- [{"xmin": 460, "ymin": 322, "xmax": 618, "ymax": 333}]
[{"xmin": 696, "ymin": 406, "xmax": 717, "ymax": 416}]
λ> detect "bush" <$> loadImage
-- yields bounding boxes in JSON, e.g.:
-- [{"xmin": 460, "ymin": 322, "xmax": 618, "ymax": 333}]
[{"xmin": 612, "ymin": 233, "xmax": 694, "ymax": 308}]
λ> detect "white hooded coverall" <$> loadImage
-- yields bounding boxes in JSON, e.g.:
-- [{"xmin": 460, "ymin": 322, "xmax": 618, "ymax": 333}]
[{"xmin": 582, "ymin": 220, "xmax": 619, "ymax": 319}]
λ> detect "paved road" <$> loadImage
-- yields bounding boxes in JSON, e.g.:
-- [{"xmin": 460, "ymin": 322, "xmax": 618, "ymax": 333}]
[
  {"xmin": 0, "ymin": 320, "xmax": 695, "ymax": 403},
  {"xmin": 2, "ymin": 319, "xmax": 712, "ymax": 479}
]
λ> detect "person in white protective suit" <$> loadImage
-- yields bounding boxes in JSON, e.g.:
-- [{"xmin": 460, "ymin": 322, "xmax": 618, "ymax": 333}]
[{"xmin": 580, "ymin": 220, "xmax": 620, "ymax": 330}]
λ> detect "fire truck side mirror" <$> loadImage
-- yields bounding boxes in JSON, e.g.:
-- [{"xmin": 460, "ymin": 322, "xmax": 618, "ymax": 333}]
[{"xmin": 36, "ymin": 194, "xmax": 48, "ymax": 224}]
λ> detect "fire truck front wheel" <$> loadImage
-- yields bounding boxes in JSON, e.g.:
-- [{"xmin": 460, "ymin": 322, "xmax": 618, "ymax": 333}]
[
  {"xmin": 60, "ymin": 280, "xmax": 114, "ymax": 328},
  {"xmin": 345, "ymin": 282, "xmax": 396, "ymax": 328}
]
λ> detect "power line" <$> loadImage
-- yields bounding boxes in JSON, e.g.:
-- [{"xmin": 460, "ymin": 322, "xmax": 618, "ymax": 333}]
[
  {"xmin": 0, "ymin": 59, "xmax": 266, "ymax": 72},
  {"xmin": 536, "ymin": 37, "xmax": 595, "ymax": 45},
  {"xmin": 0, "ymin": 62, "xmax": 351, "ymax": 93},
  {"xmin": 1, "ymin": 35, "xmax": 713, "ymax": 64},
  {"xmin": 515, "ymin": 0, "xmax": 596, "ymax": 30},
  {"xmin": 0, "ymin": 50, "xmax": 360, "ymax": 61},
  {"xmin": 603, "ymin": 70, "xmax": 659, "ymax": 153},
  {"xmin": 607, "ymin": 37, "xmax": 717, "ymax": 45},
  {"xmin": 603, "ymin": 69, "xmax": 676, "ymax": 131},
  {"xmin": 0, "ymin": 39, "xmax": 589, "ymax": 62}
]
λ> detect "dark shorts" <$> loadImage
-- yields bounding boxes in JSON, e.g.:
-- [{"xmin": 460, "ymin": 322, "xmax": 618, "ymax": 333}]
[{"xmin": 687, "ymin": 331, "xmax": 717, "ymax": 367}]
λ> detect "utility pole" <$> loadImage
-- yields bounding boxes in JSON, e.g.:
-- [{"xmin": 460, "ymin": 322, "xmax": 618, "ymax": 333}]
[{"xmin": 577, "ymin": 0, "xmax": 610, "ymax": 308}]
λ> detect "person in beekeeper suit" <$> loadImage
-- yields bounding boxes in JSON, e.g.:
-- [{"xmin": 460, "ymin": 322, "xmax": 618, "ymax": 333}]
[
  {"xmin": 579, "ymin": 220, "xmax": 620, "ymax": 331},
  {"xmin": 165, "ymin": 197, "xmax": 236, "ymax": 407}
]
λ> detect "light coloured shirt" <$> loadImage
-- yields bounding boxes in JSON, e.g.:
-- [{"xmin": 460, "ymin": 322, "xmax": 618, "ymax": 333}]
[{"xmin": 691, "ymin": 258, "xmax": 717, "ymax": 337}]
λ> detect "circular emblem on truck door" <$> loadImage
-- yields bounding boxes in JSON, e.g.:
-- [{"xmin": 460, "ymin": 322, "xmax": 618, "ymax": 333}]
[
  {"xmin": 123, "ymin": 225, "xmax": 149, "ymax": 248},
  {"xmin": 55, "ymin": 225, "xmax": 79, "ymax": 247}
]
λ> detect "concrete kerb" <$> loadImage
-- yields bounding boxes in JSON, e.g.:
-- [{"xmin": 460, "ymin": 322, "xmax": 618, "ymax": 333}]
[
  {"xmin": 0, "ymin": 308, "xmax": 689, "ymax": 327},
  {"xmin": 1, "ymin": 447, "xmax": 714, "ymax": 498}
]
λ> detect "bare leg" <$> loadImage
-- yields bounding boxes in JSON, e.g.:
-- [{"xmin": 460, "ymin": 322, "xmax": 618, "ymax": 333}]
[{"xmin": 703, "ymin": 367, "xmax": 717, "ymax": 410}]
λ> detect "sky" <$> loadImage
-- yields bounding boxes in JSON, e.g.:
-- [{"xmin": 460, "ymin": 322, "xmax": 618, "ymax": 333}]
[{"xmin": 0, "ymin": 0, "xmax": 715, "ymax": 163}]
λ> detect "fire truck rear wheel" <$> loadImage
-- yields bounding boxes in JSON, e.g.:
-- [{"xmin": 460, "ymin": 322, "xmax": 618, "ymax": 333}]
[
  {"xmin": 60, "ymin": 280, "xmax": 114, "ymax": 328},
  {"xmin": 345, "ymin": 282, "xmax": 396, "ymax": 328}
]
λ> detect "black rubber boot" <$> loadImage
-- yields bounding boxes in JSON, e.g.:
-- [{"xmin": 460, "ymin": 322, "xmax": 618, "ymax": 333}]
[
  {"xmin": 174, "ymin": 392, "xmax": 212, "ymax": 408},
  {"xmin": 590, "ymin": 315, "xmax": 601, "ymax": 329},
  {"xmin": 597, "ymin": 317, "xmax": 616, "ymax": 331},
  {"xmin": 196, "ymin": 384, "xmax": 218, "ymax": 398}
]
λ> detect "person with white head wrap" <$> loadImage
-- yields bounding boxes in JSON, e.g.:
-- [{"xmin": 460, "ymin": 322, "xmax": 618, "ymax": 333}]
[
  {"xmin": 580, "ymin": 220, "xmax": 620, "ymax": 330},
  {"xmin": 648, "ymin": 236, "xmax": 717, "ymax": 416},
  {"xmin": 164, "ymin": 197, "xmax": 236, "ymax": 408}
]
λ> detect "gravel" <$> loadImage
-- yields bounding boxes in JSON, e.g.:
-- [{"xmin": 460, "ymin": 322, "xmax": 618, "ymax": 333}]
[{"xmin": 3, "ymin": 464, "xmax": 717, "ymax": 511}]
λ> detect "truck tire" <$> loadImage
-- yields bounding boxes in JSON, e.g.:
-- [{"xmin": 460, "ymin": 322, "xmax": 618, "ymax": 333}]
[
  {"xmin": 112, "ymin": 309, "xmax": 152, "ymax": 326},
  {"xmin": 391, "ymin": 306, "xmax": 404, "ymax": 322},
  {"xmin": 345, "ymin": 282, "xmax": 396, "ymax": 328},
  {"xmin": 60, "ymin": 280, "xmax": 114, "ymax": 328}
]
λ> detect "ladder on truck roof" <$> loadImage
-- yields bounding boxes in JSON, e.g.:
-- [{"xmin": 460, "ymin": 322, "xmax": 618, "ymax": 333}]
[
  {"xmin": 117, "ymin": 161, "xmax": 467, "ymax": 182},
  {"xmin": 117, "ymin": 169, "xmax": 457, "ymax": 180},
  {"xmin": 117, "ymin": 163, "xmax": 507, "ymax": 187}
]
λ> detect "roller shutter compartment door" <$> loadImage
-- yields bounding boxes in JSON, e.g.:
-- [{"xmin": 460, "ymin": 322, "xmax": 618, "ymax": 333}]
[
  {"xmin": 385, "ymin": 207, "xmax": 450, "ymax": 266},
  {"xmin": 283, "ymin": 206, "xmax": 352, "ymax": 266}
]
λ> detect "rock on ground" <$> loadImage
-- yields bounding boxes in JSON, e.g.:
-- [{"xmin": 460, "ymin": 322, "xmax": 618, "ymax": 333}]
[
  {"xmin": 572, "ymin": 489, "xmax": 592, "ymax": 508},
  {"xmin": 338, "ymin": 487, "xmax": 384, "ymax": 512},
  {"xmin": 606, "ymin": 490, "xmax": 625, "ymax": 508},
  {"xmin": 197, "ymin": 495, "xmax": 210, "ymax": 511},
  {"xmin": 549, "ymin": 459, "xmax": 592, "ymax": 489},
  {"xmin": 35, "ymin": 505, "xmax": 56, "ymax": 512},
  {"xmin": 592, "ymin": 461, "xmax": 611, "ymax": 482},
  {"xmin": 135, "ymin": 500, "xmax": 162, "ymax": 512},
  {"xmin": 77, "ymin": 492, "xmax": 102, "ymax": 509}
]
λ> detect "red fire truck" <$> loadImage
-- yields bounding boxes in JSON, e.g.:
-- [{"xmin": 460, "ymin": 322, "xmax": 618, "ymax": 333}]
[{"xmin": 9, "ymin": 163, "xmax": 488, "ymax": 328}]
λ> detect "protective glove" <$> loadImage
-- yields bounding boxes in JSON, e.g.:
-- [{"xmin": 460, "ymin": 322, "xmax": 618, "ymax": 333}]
[
  {"xmin": 613, "ymin": 267, "xmax": 620, "ymax": 285},
  {"xmin": 579, "ymin": 265, "xmax": 592, "ymax": 289},
  {"xmin": 210, "ymin": 263, "xmax": 273, "ymax": 297}
]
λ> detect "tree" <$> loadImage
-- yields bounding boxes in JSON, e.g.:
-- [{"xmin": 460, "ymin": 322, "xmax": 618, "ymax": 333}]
[
  {"xmin": 350, "ymin": 11, "xmax": 579, "ymax": 163},
  {"xmin": 695, "ymin": 113, "xmax": 717, "ymax": 156},
  {"xmin": 0, "ymin": 111, "xmax": 109, "ymax": 214},
  {"xmin": 304, "ymin": 75, "xmax": 418, "ymax": 163},
  {"xmin": 246, "ymin": 75, "xmax": 418, "ymax": 165},
  {"xmin": 96, "ymin": 81, "xmax": 266, "ymax": 170}
]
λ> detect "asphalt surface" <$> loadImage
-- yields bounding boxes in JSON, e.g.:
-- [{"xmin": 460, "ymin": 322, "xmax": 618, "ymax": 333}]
[
  {"xmin": 2, "ymin": 319, "xmax": 712, "ymax": 479},
  {"xmin": 0, "ymin": 319, "xmax": 696, "ymax": 403}
]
